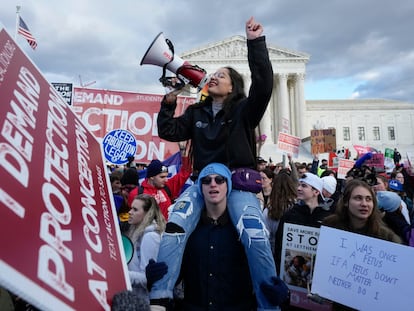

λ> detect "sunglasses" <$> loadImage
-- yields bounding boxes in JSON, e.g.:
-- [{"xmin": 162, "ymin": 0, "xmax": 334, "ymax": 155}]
[{"xmin": 200, "ymin": 175, "xmax": 227, "ymax": 185}]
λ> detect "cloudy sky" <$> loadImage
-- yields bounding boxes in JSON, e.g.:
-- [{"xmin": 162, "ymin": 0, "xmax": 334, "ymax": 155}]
[{"xmin": 1, "ymin": 0, "xmax": 414, "ymax": 102}]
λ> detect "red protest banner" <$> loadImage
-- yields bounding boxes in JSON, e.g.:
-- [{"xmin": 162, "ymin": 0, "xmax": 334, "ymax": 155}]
[
  {"xmin": 72, "ymin": 87, "xmax": 196, "ymax": 162},
  {"xmin": 0, "ymin": 27, "xmax": 130, "ymax": 310}
]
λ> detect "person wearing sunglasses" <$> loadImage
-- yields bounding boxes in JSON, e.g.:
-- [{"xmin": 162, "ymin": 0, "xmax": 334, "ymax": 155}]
[
  {"xmin": 150, "ymin": 17, "xmax": 282, "ymax": 311},
  {"xmin": 148, "ymin": 163, "xmax": 289, "ymax": 310}
]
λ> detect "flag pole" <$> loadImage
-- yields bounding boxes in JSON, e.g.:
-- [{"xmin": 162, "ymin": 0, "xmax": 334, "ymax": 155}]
[{"xmin": 15, "ymin": 5, "xmax": 21, "ymax": 40}]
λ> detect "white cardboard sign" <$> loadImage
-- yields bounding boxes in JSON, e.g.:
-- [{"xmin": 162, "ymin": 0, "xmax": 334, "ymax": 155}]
[{"xmin": 312, "ymin": 226, "xmax": 413, "ymax": 311}]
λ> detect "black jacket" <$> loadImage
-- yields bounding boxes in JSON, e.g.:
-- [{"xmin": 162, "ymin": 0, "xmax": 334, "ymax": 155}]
[
  {"xmin": 180, "ymin": 209, "xmax": 256, "ymax": 311},
  {"xmin": 157, "ymin": 37, "xmax": 273, "ymax": 173}
]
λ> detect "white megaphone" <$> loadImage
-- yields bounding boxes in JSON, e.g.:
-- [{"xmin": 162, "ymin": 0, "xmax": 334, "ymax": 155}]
[{"xmin": 140, "ymin": 32, "xmax": 209, "ymax": 92}]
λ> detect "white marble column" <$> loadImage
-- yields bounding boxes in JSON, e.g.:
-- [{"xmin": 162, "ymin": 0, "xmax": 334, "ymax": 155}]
[
  {"xmin": 288, "ymin": 77, "xmax": 296, "ymax": 135},
  {"xmin": 295, "ymin": 73, "xmax": 306, "ymax": 138},
  {"xmin": 278, "ymin": 73, "xmax": 289, "ymax": 133}
]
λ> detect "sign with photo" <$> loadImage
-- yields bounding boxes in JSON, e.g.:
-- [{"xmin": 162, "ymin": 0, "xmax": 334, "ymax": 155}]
[{"xmin": 280, "ymin": 223, "xmax": 332, "ymax": 310}]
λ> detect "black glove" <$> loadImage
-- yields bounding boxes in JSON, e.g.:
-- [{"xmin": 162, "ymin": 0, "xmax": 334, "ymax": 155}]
[
  {"xmin": 260, "ymin": 276, "xmax": 290, "ymax": 306},
  {"xmin": 145, "ymin": 259, "xmax": 168, "ymax": 291}
]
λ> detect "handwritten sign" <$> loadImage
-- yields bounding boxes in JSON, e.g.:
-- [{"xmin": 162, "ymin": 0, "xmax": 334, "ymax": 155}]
[
  {"xmin": 312, "ymin": 226, "xmax": 413, "ymax": 310},
  {"xmin": 310, "ymin": 129, "xmax": 336, "ymax": 154}
]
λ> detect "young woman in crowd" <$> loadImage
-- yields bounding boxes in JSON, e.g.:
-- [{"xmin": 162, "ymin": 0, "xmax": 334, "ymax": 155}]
[
  {"xmin": 323, "ymin": 179, "xmax": 402, "ymax": 244},
  {"xmin": 258, "ymin": 168, "xmax": 275, "ymax": 209},
  {"xmin": 322, "ymin": 179, "xmax": 401, "ymax": 310},
  {"xmin": 264, "ymin": 171, "xmax": 297, "ymax": 256},
  {"xmin": 126, "ymin": 194, "xmax": 166, "ymax": 297}
]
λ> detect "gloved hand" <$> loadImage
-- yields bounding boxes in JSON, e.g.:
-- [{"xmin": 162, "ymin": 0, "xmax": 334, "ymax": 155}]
[
  {"xmin": 260, "ymin": 276, "xmax": 290, "ymax": 306},
  {"xmin": 145, "ymin": 259, "xmax": 168, "ymax": 291}
]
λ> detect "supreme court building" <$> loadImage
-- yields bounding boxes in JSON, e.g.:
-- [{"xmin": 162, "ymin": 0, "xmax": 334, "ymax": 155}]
[{"xmin": 181, "ymin": 36, "xmax": 414, "ymax": 163}]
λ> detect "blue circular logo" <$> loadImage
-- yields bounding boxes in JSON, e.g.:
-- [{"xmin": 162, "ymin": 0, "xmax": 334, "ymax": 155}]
[{"xmin": 102, "ymin": 129, "xmax": 137, "ymax": 165}]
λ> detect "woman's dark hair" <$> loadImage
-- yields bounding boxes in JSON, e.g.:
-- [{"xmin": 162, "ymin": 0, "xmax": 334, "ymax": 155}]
[
  {"xmin": 261, "ymin": 168, "xmax": 275, "ymax": 180},
  {"xmin": 221, "ymin": 67, "xmax": 246, "ymax": 113},
  {"xmin": 291, "ymin": 255, "xmax": 306, "ymax": 267},
  {"xmin": 194, "ymin": 67, "xmax": 245, "ymax": 111},
  {"xmin": 186, "ymin": 67, "xmax": 247, "ymax": 170},
  {"xmin": 268, "ymin": 173, "xmax": 297, "ymax": 220}
]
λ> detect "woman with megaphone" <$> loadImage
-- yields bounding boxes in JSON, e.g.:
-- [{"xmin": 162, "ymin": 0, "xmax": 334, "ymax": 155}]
[{"xmin": 149, "ymin": 17, "xmax": 284, "ymax": 310}]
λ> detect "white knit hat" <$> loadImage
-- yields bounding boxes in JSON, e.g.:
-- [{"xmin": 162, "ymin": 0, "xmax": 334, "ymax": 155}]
[
  {"xmin": 299, "ymin": 173, "xmax": 324, "ymax": 199},
  {"xmin": 322, "ymin": 176, "xmax": 337, "ymax": 195}
]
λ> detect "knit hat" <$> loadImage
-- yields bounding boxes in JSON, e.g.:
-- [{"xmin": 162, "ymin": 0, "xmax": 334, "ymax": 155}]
[
  {"xmin": 388, "ymin": 179, "xmax": 404, "ymax": 192},
  {"xmin": 376, "ymin": 191, "xmax": 401, "ymax": 213},
  {"xmin": 197, "ymin": 163, "xmax": 232, "ymax": 198},
  {"xmin": 299, "ymin": 173, "xmax": 324, "ymax": 199},
  {"xmin": 146, "ymin": 160, "xmax": 168, "ymax": 178},
  {"xmin": 322, "ymin": 176, "xmax": 337, "ymax": 195},
  {"xmin": 120, "ymin": 168, "xmax": 139, "ymax": 186}
]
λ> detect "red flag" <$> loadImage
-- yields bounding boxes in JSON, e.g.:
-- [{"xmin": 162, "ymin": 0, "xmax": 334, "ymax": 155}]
[{"xmin": 18, "ymin": 16, "xmax": 37, "ymax": 50}]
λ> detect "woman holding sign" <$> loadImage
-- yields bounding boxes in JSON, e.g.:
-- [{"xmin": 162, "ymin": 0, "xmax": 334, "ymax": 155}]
[
  {"xmin": 321, "ymin": 180, "xmax": 402, "ymax": 310},
  {"xmin": 323, "ymin": 179, "xmax": 402, "ymax": 243}
]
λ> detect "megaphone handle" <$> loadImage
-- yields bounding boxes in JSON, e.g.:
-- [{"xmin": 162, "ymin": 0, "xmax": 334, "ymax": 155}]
[
  {"xmin": 159, "ymin": 76, "xmax": 185, "ymax": 91},
  {"xmin": 159, "ymin": 38, "xmax": 176, "ymax": 86}
]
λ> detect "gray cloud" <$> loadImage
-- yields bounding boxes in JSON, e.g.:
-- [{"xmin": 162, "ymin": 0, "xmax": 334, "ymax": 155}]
[{"xmin": 1, "ymin": 0, "xmax": 413, "ymax": 102}]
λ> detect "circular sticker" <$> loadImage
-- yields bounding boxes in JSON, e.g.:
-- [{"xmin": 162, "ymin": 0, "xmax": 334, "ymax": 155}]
[{"xmin": 102, "ymin": 129, "xmax": 137, "ymax": 165}]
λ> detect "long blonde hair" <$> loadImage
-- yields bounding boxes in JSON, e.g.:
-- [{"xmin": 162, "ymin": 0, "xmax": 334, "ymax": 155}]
[{"xmin": 127, "ymin": 194, "xmax": 166, "ymax": 247}]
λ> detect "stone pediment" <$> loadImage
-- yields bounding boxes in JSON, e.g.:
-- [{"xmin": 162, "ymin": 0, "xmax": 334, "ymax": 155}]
[{"xmin": 180, "ymin": 35, "xmax": 309, "ymax": 62}]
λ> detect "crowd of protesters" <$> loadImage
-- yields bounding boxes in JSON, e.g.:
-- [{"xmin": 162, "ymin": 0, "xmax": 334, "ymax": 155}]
[
  {"xmin": 4, "ymin": 136, "xmax": 412, "ymax": 311},
  {"xmin": 103, "ymin": 148, "xmax": 414, "ymax": 311},
  {"xmin": 3, "ymin": 14, "xmax": 414, "ymax": 311}
]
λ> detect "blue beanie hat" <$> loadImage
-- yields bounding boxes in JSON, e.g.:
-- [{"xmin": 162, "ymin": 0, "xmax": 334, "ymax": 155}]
[
  {"xmin": 388, "ymin": 179, "xmax": 404, "ymax": 192},
  {"xmin": 146, "ymin": 160, "xmax": 168, "ymax": 178},
  {"xmin": 376, "ymin": 191, "xmax": 401, "ymax": 212},
  {"xmin": 197, "ymin": 163, "xmax": 232, "ymax": 198}
]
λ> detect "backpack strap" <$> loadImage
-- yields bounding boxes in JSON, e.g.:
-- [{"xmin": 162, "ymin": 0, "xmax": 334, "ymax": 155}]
[
  {"xmin": 164, "ymin": 185, "xmax": 172, "ymax": 201},
  {"xmin": 138, "ymin": 185, "xmax": 144, "ymax": 195}
]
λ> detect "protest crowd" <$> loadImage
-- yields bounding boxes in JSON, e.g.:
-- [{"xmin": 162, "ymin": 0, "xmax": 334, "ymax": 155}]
[{"xmin": 3, "ymin": 15, "xmax": 414, "ymax": 311}]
